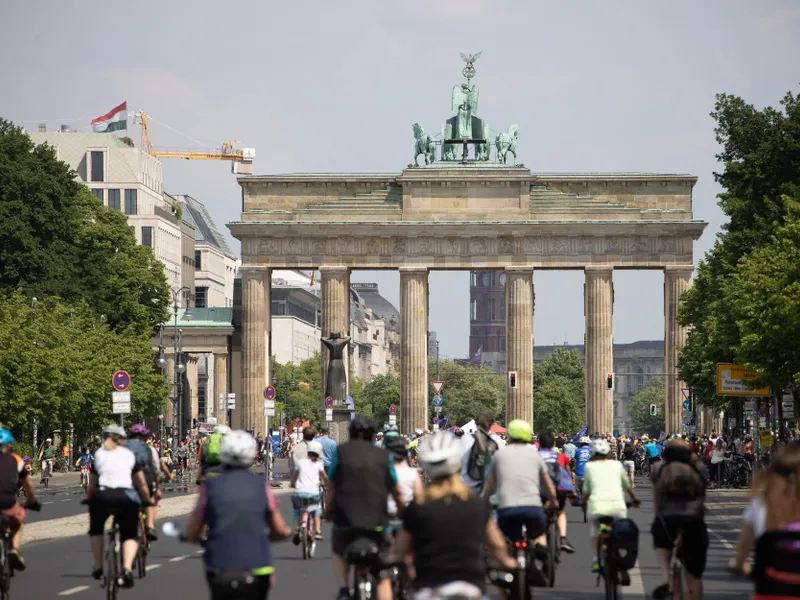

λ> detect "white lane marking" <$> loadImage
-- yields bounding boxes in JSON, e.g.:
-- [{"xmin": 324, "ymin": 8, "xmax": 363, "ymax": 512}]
[
  {"xmin": 169, "ymin": 554, "xmax": 191, "ymax": 562},
  {"xmin": 628, "ymin": 563, "xmax": 645, "ymax": 596},
  {"xmin": 196, "ymin": 550, "xmax": 204, "ymax": 554},
  {"xmin": 61, "ymin": 499, "xmax": 72, "ymax": 502},
  {"xmin": 59, "ymin": 586, "xmax": 90, "ymax": 596},
  {"xmin": 707, "ymin": 526, "xmax": 735, "ymax": 549},
  {"xmin": 42, "ymin": 501, "xmax": 54, "ymax": 505},
  {"xmin": 145, "ymin": 564, "xmax": 161, "ymax": 571}
]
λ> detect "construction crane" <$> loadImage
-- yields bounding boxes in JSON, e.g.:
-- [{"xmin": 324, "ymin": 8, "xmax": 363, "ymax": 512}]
[{"xmin": 133, "ymin": 111, "xmax": 255, "ymax": 173}]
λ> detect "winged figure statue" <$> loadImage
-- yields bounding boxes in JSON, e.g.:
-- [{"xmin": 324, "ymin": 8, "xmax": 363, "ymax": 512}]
[{"xmin": 460, "ymin": 51, "xmax": 483, "ymax": 65}]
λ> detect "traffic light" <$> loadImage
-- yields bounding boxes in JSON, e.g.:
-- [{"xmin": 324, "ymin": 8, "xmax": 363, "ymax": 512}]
[
  {"xmin": 607, "ymin": 374, "xmax": 613, "ymax": 389},
  {"xmin": 649, "ymin": 404, "xmax": 657, "ymax": 416},
  {"xmin": 509, "ymin": 371, "xmax": 517, "ymax": 389}
]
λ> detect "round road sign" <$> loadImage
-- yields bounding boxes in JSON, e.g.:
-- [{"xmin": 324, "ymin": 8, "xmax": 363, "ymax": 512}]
[
  {"xmin": 389, "ymin": 405, "xmax": 397, "ymax": 415},
  {"xmin": 264, "ymin": 385, "xmax": 276, "ymax": 400},
  {"xmin": 325, "ymin": 396, "xmax": 334, "ymax": 409},
  {"xmin": 112, "ymin": 370, "xmax": 130, "ymax": 391}
]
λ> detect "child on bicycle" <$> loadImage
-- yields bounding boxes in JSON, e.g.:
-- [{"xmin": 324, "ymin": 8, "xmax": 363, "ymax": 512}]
[
  {"xmin": 289, "ymin": 440, "xmax": 327, "ymax": 542},
  {"xmin": 75, "ymin": 446, "xmax": 93, "ymax": 488}
]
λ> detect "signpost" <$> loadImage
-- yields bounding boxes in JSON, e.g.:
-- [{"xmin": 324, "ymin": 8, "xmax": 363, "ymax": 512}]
[
  {"xmin": 431, "ymin": 381, "xmax": 444, "ymax": 394},
  {"xmin": 716, "ymin": 364, "xmax": 771, "ymax": 397},
  {"xmin": 264, "ymin": 386, "xmax": 276, "ymax": 400},
  {"xmin": 112, "ymin": 371, "xmax": 131, "ymax": 426},
  {"xmin": 112, "ymin": 370, "xmax": 130, "ymax": 392},
  {"xmin": 325, "ymin": 408, "xmax": 333, "ymax": 422},
  {"xmin": 325, "ymin": 397, "xmax": 334, "ymax": 409},
  {"xmin": 389, "ymin": 405, "xmax": 397, "ymax": 426}
]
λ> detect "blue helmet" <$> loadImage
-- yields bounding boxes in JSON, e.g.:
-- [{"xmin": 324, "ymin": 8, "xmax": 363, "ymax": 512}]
[{"xmin": 0, "ymin": 429, "xmax": 14, "ymax": 447}]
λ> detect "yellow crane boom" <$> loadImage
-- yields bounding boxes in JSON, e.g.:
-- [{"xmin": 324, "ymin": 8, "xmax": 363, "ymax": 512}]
[{"xmin": 134, "ymin": 111, "xmax": 254, "ymax": 168}]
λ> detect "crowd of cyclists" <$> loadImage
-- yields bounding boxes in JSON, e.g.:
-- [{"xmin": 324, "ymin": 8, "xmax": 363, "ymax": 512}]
[{"xmin": 1, "ymin": 411, "xmax": 800, "ymax": 599}]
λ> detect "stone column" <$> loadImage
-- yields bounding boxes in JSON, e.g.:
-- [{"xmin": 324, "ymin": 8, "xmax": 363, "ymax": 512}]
[
  {"xmin": 241, "ymin": 268, "xmax": 271, "ymax": 435},
  {"xmin": 319, "ymin": 267, "xmax": 351, "ymax": 441},
  {"xmin": 664, "ymin": 266, "xmax": 693, "ymax": 434},
  {"xmin": 400, "ymin": 268, "xmax": 428, "ymax": 433},
  {"xmin": 505, "ymin": 267, "xmax": 534, "ymax": 423},
  {"xmin": 585, "ymin": 266, "xmax": 614, "ymax": 435},
  {"xmin": 187, "ymin": 355, "xmax": 199, "ymax": 431},
  {"xmin": 213, "ymin": 353, "xmax": 229, "ymax": 427}
]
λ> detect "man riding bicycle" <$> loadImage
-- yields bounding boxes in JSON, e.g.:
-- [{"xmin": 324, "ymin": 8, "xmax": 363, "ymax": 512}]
[
  {"xmin": 37, "ymin": 438, "xmax": 55, "ymax": 483},
  {"xmin": 199, "ymin": 424, "xmax": 231, "ymax": 482}
]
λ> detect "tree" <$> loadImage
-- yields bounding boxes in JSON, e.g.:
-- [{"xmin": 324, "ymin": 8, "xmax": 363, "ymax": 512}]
[
  {"xmin": 361, "ymin": 373, "xmax": 401, "ymax": 427},
  {"xmin": 532, "ymin": 348, "xmax": 585, "ymax": 434},
  {"xmin": 428, "ymin": 360, "xmax": 505, "ymax": 428},
  {"xmin": 628, "ymin": 378, "xmax": 665, "ymax": 435},
  {"xmin": 679, "ymin": 90, "xmax": 800, "ymax": 408},
  {"xmin": 0, "ymin": 119, "xmax": 169, "ymax": 334}
]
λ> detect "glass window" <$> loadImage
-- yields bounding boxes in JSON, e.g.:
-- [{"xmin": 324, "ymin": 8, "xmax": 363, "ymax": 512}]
[
  {"xmin": 141, "ymin": 226, "xmax": 152, "ymax": 248},
  {"xmin": 500, "ymin": 300, "xmax": 505, "ymax": 320},
  {"xmin": 195, "ymin": 287, "xmax": 208, "ymax": 308},
  {"xmin": 195, "ymin": 250, "xmax": 202, "ymax": 271},
  {"xmin": 107, "ymin": 189, "xmax": 121, "ymax": 211},
  {"xmin": 487, "ymin": 298, "xmax": 496, "ymax": 321},
  {"xmin": 90, "ymin": 151, "xmax": 104, "ymax": 182},
  {"xmin": 470, "ymin": 272, "xmax": 477, "ymax": 287},
  {"xmin": 91, "ymin": 188, "xmax": 103, "ymax": 202},
  {"xmin": 124, "ymin": 189, "xmax": 137, "ymax": 215},
  {"xmin": 470, "ymin": 298, "xmax": 477, "ymax": 321}
]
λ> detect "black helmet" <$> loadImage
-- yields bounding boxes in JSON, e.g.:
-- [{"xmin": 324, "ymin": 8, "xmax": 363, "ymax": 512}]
[
  {"xmin": 349, "ymin": 415, "xmax": 377, "ymax": 441},
  {"xmin": 454, "ymin": 429, "xmax": 465, "ymax": 438},
  {"xmin": 384, "ymin": 435, "xmax": 409, "ymax": 457}
]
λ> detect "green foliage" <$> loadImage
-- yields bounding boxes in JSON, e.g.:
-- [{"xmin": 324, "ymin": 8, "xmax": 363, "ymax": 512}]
[
  {"xmin": 0, "ymin": 291, "xmax": 168, "ymax": 441},
  {"xmin": 532, "ymin": 348, "xmax": 585, "ymax": 434},
  {"xmin": 628, "ymin": 378, "xmax": 665, "ymax": 435},
  {"xmin": 0, "ymin": 119, "xmax": 169, "ymax": 335},
  {"xmin": 361, "ymin": 373, "xmax": 401, "ymax": 425},
  {"xmin": 678, "ymin": 90, "xmax": 800, "ymax": 407},
  {"xmin": 426, "ymin": 359, "xmax": 505, "ymax": 429},
  {"xmin": 119, "ymin": 136, "xmax": 134, "ymax": 147}
]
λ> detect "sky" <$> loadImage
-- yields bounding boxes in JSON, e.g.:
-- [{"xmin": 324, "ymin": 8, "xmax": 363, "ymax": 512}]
[{"xmin": 4, "ymin": 1, "xmax": 800, "ymax": 359}]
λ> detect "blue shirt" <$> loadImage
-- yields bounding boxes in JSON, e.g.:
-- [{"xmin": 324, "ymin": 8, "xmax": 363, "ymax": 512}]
[
  {"xmin": 317, "ymin": 435, "xmax": 337, "ymax": 468},
  {"xmin": 78, "ymin": 453, "xmax": 93, "ymax": 467},
  {"xmin": 563, "ymin": 443, "xmax": 577, "ymax": 460},
  {"xmin": 645, "ymin": 442, "xmax": 661, "ymax": 458},
  {"xmin": 574, "ymin": 446, "xmax": 591, "ymax": 477}
]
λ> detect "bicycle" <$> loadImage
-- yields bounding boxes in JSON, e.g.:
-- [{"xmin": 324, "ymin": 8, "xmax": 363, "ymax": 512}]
[
  {"xmin": 80, "ymin": 465, "xmax": 90, "ymax": 489},
  {"xmin": 544, "ymin": 509, "xmax": 560, "ymax": 587},
  {"xmin": 134, "ymin": 510, "xmax": 150, "ymax": 579},
  {"xmin": 319, "ymin": 483, "xmax": 326, "ymax": 518},
  {"xmin": 596, "ymin": 517, "xmax": 622, "ymax": 600},
  {"xmin": 344, "ymin": 533, "xmax": 383, "ymax": 600},
  {"xmin": 292, "ymin": 496, "xmax": 318, "ymax": 560},
  {"xmin": 41, "ymin": 460, "xmax": 52, "ymax": 489},
  {"xmin": 665, "ymin": 523, "xmax": 687, "ymax": 600},
  {"xmin": 0, "ymin": 502, "xmax": 41, "ymax": 599}
]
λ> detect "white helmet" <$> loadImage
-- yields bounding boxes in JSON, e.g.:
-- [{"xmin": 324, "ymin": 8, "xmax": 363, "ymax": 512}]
[
  {"xmin": 102, "ymin": 425, "xmax": 126, "ymax": 439},
  {"xmin": 417, "ymin": 432, "xmax": 463, "ymax": 479},
  {"xmin": 213, "ymin": 424, "xmax": 231, "ymax": 435},
  {"xmin": 220, "ymin": 430, "xmax": 256, "ymax": 468},
  {"xmin": 579, "ymin": 436, "xmax": 591, "ymax": 445},
  {"xmin": 307, "ymin": 441, "xmax": 323, "ymax": 457},
  {"xmin": 591, "ymin": 438, "xmax": 611, "ymax": 456}
]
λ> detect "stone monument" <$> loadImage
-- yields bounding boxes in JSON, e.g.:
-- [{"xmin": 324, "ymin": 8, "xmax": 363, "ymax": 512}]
[{"xmin": 321, "ymin": 331, "xmax": 350, "ymax": 406}]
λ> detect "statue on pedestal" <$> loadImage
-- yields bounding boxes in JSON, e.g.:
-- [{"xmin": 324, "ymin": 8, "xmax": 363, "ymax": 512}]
[
  {"xmin": 441, "ymin": 52, "xmax": 490, "ymax": 162},
  {"xmin": 412, "ymin": 123, "xmax": 436, "ymax": 166},
  {"xmin": 321, "ymin": 331, "xmax": 350, "ymax": 405}
]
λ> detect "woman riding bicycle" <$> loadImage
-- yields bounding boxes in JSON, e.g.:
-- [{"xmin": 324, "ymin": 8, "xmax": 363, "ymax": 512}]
[{"xmin": 388, "ymin": 432, "xmax": 516, "ymax": 600}]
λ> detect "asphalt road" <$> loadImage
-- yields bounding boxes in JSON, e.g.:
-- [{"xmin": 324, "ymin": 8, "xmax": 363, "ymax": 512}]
[{"xmin": 13, "ymin": 479, "xmax": 754, "ymax": 599}]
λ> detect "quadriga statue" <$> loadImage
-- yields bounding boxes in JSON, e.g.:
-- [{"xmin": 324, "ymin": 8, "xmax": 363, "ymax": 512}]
[
  {"xmin": 413, "ymin": 123, "xmax": 436, "ymax": 166},
  {"xmin": 495, "ymin": 124, "xmax": 519, "ymax": 164}
]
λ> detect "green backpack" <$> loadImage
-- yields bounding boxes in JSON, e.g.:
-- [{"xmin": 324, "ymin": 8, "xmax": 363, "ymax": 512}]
[{"xmin": 203, "ymin": 433, "xmax": 223, "ymax": 465}]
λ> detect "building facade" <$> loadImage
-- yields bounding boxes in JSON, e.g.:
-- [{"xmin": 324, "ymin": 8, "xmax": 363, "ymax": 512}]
[{"xmin": 469, "ymin": 270, "xmax": 506, "ymax": 370}]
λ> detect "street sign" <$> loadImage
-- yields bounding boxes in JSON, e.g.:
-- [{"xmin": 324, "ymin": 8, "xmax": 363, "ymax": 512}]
[
  {"xmin": 681, "ymin": 388, "xmax": 691, "ymax": 401},
  {"xmin": 434, "ymin": 405, "xmax": 442, "ymax": 414},
  {"xmin": 433, "ymin": 423, "xmax": 439, "ymax": 431},
  {"xmin": 716, "ymin": 364, "xmax": 771, "ymax": 397},
  {"xmin": 112, "ymin": 370, "xmax": 130, "ymax": 392},
  {"xmin": 682, "ymin": 400, "xmax": 690, "ymax": 411},
  {"xmin": 325, "ymin": 397, "xmax": 334, "ymax": 409},
  {"xmin": 388, "ymin": 414, "xmax": 397, "ymax": 426},
  {"xmin": 227, "ymin": 393, "xmax": 236, "ymax": 410},
  {"xmin": 264, "ymin": 400, "xmax": 275, "ymax": 410},
  {"xmin": 112, "ymin": 391, "xmax": 131, "ymax": 414},
  {"xmin": 325, "ymin": 408, "xmax": 333, "ymax": 422},
  {"xmin": 264, "ymin": 386, "xmax": 276, "ymax": 400},
  {"xmin": 389, "ymin": 405, "xmax": 397, "ymax": 415},
  {"xmin": 743, "ymin": 399, "xmax": 756, "ymax": 412},
  {"xmin": 431, "ymin": 381, "xmax": 445, "ymax": 394},
  {"xmin": 264, "ymin": 408, "xmax": 276, "ymax": 417}
]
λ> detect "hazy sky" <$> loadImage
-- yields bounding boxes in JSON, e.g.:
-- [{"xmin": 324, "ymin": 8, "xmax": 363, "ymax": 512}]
[{"xmin": 4, "ymin": 2, "xmax": 800, "ymax": 358}]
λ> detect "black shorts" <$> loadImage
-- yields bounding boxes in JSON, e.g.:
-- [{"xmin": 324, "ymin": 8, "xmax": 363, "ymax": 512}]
[
  {"xmin": 332, "ymin": 527, "xmax": 388, "ymax": 558},
  {"xmin": 651, "ymin": 516, "xmax": 708, "ymax": 577},
  {"xmin": 144, "ymin": 472, "xmax": 157, "ymax": 496},
  {"xmin": 88, "ymin": 489, "xmax": 139, "ymax": 541}
]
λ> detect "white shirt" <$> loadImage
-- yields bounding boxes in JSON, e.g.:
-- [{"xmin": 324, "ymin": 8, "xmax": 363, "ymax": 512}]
[
  {"xmin": 459, "ymin": 432, "xmax": 505, "ymax": 489},
  {"xmin": 743, "ymin": 498, "xmax": 767, "ymax": 538},
  {"xmin": 388, "ymin": 461, "xmax": 418, "ymax": 515},
  {"xmin": 294, "ymin": 457, "xmax": 324, "ymax": 494},
  {"xmin": 94, "ymin": 445, "xmax": 136, "ymax": 489}
]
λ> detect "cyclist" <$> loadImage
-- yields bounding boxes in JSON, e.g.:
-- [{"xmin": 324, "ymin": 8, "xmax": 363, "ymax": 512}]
[
  {"xmin": 573, "ymin": 436, "xmax": 592, "ymax": 492},
  {"xmin": 482, "ymin": 419, "xmax": 558, "ymax": 552},
  {"xmin": 199, "ymin": 424, "xmax": 231, "ymax": 482},
  {"xmin": 175, "ymin": 440, "xmax": 189, "ymax": 474},
  {"xmin": 650, "ymin": 438, "xmax": 708, "ymax": 600},
  {"xmin": 538, "ymin": 429, "xmax": 576, "ymax": 553},
  {"xmin": 385, "ymin": 435, "xmax": 422, "ymax": 519},
  {"xmin": 582, "ymin": 438, "xmax": 640, "ymax": 579},
  {"xmin": 0, "ymin": 429, "xmax": 38, "ymax": 570},
  {"xmin": 388, "ymin": 431, "xmax": 517, "ymax": 599},
  {"xmin": 75, "ymin": 445, "xmax": 93, "ymax": 488},
  {"xmin": 290, "ymin": 440, "xmax": 327, "ymax": 542},
  {"xmin": 186, "ymin": 429, "xmax": 291, "ymax": 600},
  {"xmin": 460, "ymin": 411, "xmax": 501, "ymax": 493},
  {"xmin": 87, "ymin": 424, "xmax": 151, "ymax": 588},
  {"xmin": 325, "ymin": 415, "xmax": 406, "ymax": 600},
  {"xmin": 290, "ymin": 426, "xmax": 316, "ymax": 471},
  {"xmin": 128, "ymin": 424, "xmax": 165, "ymax": 539},
  {"xmin": 644, "ymin": 436, "xmax": 662, "ymax": 474},
  {"xmin": 37, "ymin": 438, "xmax": 56, "ymax": 483}
]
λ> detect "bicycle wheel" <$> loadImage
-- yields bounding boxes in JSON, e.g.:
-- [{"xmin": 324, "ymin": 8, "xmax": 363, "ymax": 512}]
[
  {"xmin": 137, "ymin": 543, "xmax": 146, "ymax": 578},
  {"xmin": 301, "ymin": 522, "xmax": 308, "ymax": 560},
  {"xmin": 546, "ymin": 521, "xmax": 557, "ymax": 587},
  {"xmin": 105, "ymin": 545, "xmax": 117, "ymax": 600},
  {"xmin": 602, "ymin": 549, "xmax": 618, "ymax": 600},
  {"xmin": 0, "ymin": 540, "xmax": 10, "ymax": 599},
  {"xmin": 671, "ymin": 563, "xmax": 686, "ymax": 600}
]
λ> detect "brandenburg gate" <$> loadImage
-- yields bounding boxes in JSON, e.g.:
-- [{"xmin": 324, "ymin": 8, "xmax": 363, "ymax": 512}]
[{"xmin": 228, "ymin": 54, "xmax": 706, "ymax": 438}]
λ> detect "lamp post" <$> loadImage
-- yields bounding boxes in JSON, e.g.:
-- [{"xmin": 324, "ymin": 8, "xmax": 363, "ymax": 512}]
[{"xmin": 156, "ymin": 287, "xmax": 192, "ymax": 454}]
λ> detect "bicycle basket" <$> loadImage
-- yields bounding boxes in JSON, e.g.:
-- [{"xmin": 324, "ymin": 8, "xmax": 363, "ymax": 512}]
[{"xmin": 611, "ymin": 518, "xmax": 639, "ymax": 570}]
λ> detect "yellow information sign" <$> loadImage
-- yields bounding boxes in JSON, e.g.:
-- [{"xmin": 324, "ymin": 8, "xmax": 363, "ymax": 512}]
[
  {"xmin": 760, "ymin": 429, "xmax": 774, "ymax": 447},
  {"xmin": 716, "ymin": 364, "xmax": 771, "ymax": 397}
]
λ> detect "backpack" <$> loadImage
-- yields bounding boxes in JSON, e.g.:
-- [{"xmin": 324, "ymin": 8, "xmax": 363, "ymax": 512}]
[
  {"xmin": 657, "ymin": 459, "xmax": 704, "ymax": 500},
  {"xmin": 546, "ymin": 461, "xmax": 575, "ymax": 494},
  {"xmin": 203, "ymin": 433, "xmax": 223, "ymax": 465},
  {"xmin": 127, "ymin": 440, "xmax": 155, "ymax": 475},
  {"xmin": 611, "ymin": 518, "xmax": 640, "ymax": 570},
  {"xmin": 466, "ymin": 431, "xmax": 498, "ymax": 486}
]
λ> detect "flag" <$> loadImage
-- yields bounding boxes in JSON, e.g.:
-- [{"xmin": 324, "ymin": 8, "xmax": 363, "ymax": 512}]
[
  {"xmin": 350, "ymin": 289, "xmax": 359, "ymax": 306},
  {"xmin": 91, "ymin": 101, "xmax": 127, "ymax": 133},
  {"xmin": 571, "ymin": 427, "xmax": 588, "ymax": 444},
  {"xmin": 309, "ymin": 270, "xmax": 316, "ymax": 287}
]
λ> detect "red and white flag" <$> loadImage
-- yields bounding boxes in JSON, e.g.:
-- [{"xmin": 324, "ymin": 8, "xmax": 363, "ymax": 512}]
[{"xmin": 91, "ymin": 101, "xmax": 127, "ymax": 133}]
